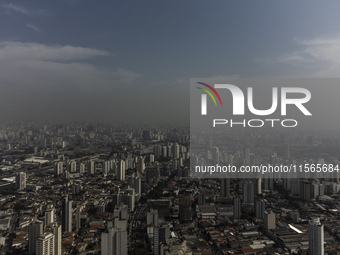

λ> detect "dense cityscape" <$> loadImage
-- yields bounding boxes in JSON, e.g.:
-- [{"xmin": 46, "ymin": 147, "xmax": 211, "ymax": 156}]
[
  {"xmin": 3, "ymin": 0, "xmax": 340, "ymax": 255},
  {"xmin": 0, "ymin": 121, "xmax": 339, "ymax": 254}
]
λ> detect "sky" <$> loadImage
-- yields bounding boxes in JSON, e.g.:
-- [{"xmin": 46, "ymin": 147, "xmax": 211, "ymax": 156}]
[{"xmin": 1, "ymin": 0, "xmax": 340, "ymax": 124}]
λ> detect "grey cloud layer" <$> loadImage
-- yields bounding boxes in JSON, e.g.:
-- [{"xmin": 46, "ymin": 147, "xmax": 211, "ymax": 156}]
[
  {"xmin": 0, "ymin": 42, "xmax": 188, "ymax": 124},
  {"xmin": 280, "ymin": 36, "xmax": 340, "ymax": 77}
]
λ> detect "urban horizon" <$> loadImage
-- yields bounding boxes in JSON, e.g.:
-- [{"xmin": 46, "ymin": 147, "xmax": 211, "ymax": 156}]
[{"xmin": 2, "ymin": 1, "xmax": 340, "ymax": 255}]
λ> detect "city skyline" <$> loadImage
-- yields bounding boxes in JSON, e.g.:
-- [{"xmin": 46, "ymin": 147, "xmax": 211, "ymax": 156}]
[
  {"xmin": 1, "ymin": 120, "xmax": 339, "ymax": 254},
  {"xmin": 2, "ymin": 1, "xmax": 340, "ymax": 254}
]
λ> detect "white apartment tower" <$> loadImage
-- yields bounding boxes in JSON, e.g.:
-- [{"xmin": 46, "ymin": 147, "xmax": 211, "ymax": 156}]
[
  {"xmin": 36, "ymin": 232, "xmax": 54, "ymax": 255},
  {"xmin": 88, "ymin": 160, "xmax": 95, "ymax": 175},
  {"xmin": 55, "ymin": 162, "xmax": 63, "ymax": 176},
  {"xmin": 173, "ymin": 143, "xmax": 180, "ymax": 159},
  {"xmin": 117, "ymin": 160, "xmax": 126, "ymax": 181},
  {"xmin": 137, "ymin": 156, "xmax": 145, "ymax": 174},
  {"xmin": 45, "ymin": 223, "xmax": 62, "ymax": 255},
  {"xmin": 45, "ymin": 204, "xmax": 55, "ymax": 227}
]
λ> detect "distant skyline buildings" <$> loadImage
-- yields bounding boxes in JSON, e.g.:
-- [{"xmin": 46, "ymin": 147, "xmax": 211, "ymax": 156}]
[{"xmin": 3, "ymin": 119, "xmax": 340, "ymax": 254}]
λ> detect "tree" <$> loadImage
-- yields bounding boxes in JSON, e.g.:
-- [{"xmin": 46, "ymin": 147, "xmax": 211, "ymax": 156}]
[
  {"xmin": 134, "ymin": 241, "xmax": 150, "ymax": 255},
  {"xmin": 86, "ymin": 242, "xmax": 96, "ymax": 250}
]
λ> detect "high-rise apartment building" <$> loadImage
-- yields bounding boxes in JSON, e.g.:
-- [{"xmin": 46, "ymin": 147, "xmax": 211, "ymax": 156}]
[
  {"xmin": 62, "ymin": 196, "xmax": 72, "ymax": 232},
  {"xmin": 221, "ymin": 178, "xmax": 230, "ymax": 198},
  {"xmin": 264, "ymin": 211, "xmax": 276, "ymax": 230},
  {"xmin": 87, "ymin": 160, "xmax": 95, "ymax": 175},
  {"xmin": 101, "ymin": 227, "xmax": 128, "ymax": 255},
  {"xmin": 16, "ymin": 172, "xmax": 26, "ymax": 190},
  {"xmin": 308, "ymin": 218, "xmax": 324, "ymax": 255},
  {"xmin": 233, "ymin": 197, "xmax": 242, "ymax": 219},
  {"xmin": 45, "ymin": 204, "xmax": 55, "ymax": 227},
  {"xmin": 36, "ymin": 232, "xmax": 54, "ymax": 255},
  {"xmin": 29, "ymin": 221, "xmax": 43, "ymax": 254},
  {"xmin": 45, "ymin": 223, "xmax": 62, "ymax": 255},
  {"xmin": 55, "ymin": 162, "xmax": 63, "ymax": 176}
]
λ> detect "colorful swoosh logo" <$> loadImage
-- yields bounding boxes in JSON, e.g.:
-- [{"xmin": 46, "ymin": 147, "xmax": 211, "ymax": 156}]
[{"xmin": 196, "ymin": 82, "xmax": 223, "ymax": 106}]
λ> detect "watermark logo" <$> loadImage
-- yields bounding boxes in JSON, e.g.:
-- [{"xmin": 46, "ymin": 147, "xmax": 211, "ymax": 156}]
[
  {"xmin": 196, "ymin": 82, "xmax": 223, "ymax": 115},
  {"xmin": 196, "ymin": 82, "xmax": 312, "ymax": 128}
]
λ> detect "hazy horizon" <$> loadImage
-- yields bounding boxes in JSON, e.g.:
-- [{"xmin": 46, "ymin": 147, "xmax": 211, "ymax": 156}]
[{"xmin": 2, "ymin": 1, "xmax": 340, "ymax": 124}]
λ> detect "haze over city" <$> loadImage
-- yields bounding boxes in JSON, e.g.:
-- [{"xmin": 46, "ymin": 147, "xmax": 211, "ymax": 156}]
[{"xmin": 2, "ymin": 1, "xmax": 340, "ymax": 255}]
